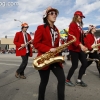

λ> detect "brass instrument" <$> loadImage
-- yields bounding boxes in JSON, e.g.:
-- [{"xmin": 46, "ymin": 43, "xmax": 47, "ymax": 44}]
[
  {"xmin": 87, "ymin": 58, "xmax": 99, "ymax": 62},
  {"xmin": 32, "ymin": 34, "xmax": 76, "ymax": 70},
  {"xmin": 85, "ymin": 43, "xmax": 100, "ymax": 53},
  {"xmin": 87, "ymin": 58, "xmax": 100, "ymax": 67}
]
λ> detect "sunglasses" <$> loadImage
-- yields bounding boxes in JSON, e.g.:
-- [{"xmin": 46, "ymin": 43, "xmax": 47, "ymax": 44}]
[
  {"xmin": 48, "ymin": 12, "xmax": 58, "ymax": 16},
  {"xmin": 23, "ymin": 26, "xmax": 29, "ymax": 28}
]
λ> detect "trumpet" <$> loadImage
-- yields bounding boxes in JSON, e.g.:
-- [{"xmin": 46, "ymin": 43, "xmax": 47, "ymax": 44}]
[{"xmin": 85, "ymin": 43, "xmax": 100, "ymax": 53}]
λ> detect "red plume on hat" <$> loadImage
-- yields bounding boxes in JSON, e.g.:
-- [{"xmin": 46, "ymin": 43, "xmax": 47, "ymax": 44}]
[{"xmin": 74, "ymin": 11, "xmax": 85, "ymax": 18}]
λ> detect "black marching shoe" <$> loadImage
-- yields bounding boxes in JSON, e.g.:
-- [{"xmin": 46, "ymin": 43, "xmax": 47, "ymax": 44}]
[{"xmin": 76, "ymin": 80, "xmax": 87, "ymax": 87}]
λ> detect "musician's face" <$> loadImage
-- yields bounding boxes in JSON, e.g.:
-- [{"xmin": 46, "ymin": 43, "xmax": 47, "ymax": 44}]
[
  {"xmin": 92, "ymin": 28, "xmax": 96, "ymax": 33},
  {"xmin": 47, "ymin": 11, "xmax": 58, "ymax": 23},
  {"xmin": 77, "ymin": 15, "xmax": 83, "ymax": 22},
  {"xmin": 22, "ymin": 25, "xmax": 29, "ymax": 32}
]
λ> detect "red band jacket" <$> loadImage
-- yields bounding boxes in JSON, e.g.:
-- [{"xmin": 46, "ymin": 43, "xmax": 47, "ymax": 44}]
[
  {"xmin": 13, "ymin": 31, "xmax": 33, "ymax": 57},
  {"xmin": 84, "ymin": 33, "xmax": 95, "ymax": 50},
  {"xmin": 97, "ymin": 38, "xmax": 100, "ymax": 51},
  {"xmin": 67, "ymin": 22, "xmax": 84, "ymax": 52},
  {"xmin": 33, "ymin": 24, "xmax": 63, "ymax": 70}
]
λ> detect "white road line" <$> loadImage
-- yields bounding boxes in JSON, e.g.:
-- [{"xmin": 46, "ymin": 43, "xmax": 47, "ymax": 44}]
[
  {"xmin": 0, "ymin": 62, "xmax": 33, "ymax": 68},
  {"xmin": 0, "ymin": 60, "xmax": 33, "ymax": 63}
]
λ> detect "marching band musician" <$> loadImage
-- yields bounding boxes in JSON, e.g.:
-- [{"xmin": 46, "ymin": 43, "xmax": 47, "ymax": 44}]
[
  {"xmin": 84, "ymin": 25, "xmax": 100, "ymax": 78},
  {"xmin": 59, "ymin": 37, "xmax": 65, "ymax": 56},
  {"xmin": 13, "ymin": 23, "xmax": 33, "ymax": 79},
  {"xmin": 65, "ymin": 11, "xmax": 88, "ymax": 87},
  {"xmin": 97, "ymin": 37, "xmax": 100, "ymax": 54},
  {"xmin": 33, "ymin": 7, "xmax": 65, "ymax": 100}
]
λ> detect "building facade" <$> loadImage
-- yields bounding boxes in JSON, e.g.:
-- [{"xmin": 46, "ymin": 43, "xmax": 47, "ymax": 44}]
[{"xmin": 0, "ymin": 37, "xmax": 15, "ymax": 50}]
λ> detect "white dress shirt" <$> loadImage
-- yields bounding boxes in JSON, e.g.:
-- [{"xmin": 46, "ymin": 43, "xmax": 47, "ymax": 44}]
[{"xmin": 22, "ymin": 31, "xmax": 29, "ymax": 53}]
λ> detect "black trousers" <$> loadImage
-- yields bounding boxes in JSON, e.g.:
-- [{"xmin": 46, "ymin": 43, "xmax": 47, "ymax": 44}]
[
  {"xmin": 17, "ymin": 53, "xmax": 29, "ymax": 75},
  {"xmin": 38, "ymin": 63, "xmax": 65, "ymax": 100},
  {"xmin": 67, "ymin": 52, "xmax": 71, "ymax": 60},
  {"xmin": 67, "ymin": 50, "xmax": 87, "ymax": 80},
  {"xmin": 85, "ymin": 51, "xmax": 100, "ymax": 74}
]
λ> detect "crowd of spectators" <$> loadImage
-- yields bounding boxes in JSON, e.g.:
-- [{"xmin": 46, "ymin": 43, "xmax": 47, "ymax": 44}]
[{"xmin": 0, "ymin": 48, "xmax": 16, "ymax": 54}]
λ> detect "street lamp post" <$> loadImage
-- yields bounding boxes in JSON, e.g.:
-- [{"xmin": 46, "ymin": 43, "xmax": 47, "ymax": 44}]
[{"xmin": 14, "ymin": 19, "xmax": 23, "ymax": 23}]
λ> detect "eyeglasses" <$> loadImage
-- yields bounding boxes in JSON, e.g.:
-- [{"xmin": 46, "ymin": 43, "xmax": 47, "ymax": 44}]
[{"xmin": 48, "ymin": 12, "xmax": 58, "ymax": 16}]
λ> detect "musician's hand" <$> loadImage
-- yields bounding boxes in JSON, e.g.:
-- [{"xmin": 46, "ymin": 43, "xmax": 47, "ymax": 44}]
[
  {"xmin": 84, "ymin": 47, "xmax": 88, "ymax": 51},
  {"xmin": 21, "ymin": 44, "xmax": 25, "ymax": 47},
  {"xmin": 79, "ymin": 44, "xmax": 88, "ymax": 51},
  {"xmin": 50, "ymin": 48, "xmax": 57, "ymax": 52},
  {"xmin": 91, "ymin": 49, "xmax": 95, "ymax": 53},
  {"xmin": 30, "ymin": 40, "xmax": 33, "ymax": 43},
  {"xmin": 31, "ymin": 45, "xmax": 34, "ymax": 48}
]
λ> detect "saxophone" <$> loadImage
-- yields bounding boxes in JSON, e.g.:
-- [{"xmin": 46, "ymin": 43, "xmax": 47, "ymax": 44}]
[
  {"xmin": 85, "ymin": 43, "xmax": 100, "ymax": 53},
  {"xmin": 33, "ymin": 34, "xmax": 76, "ymax": 70}
]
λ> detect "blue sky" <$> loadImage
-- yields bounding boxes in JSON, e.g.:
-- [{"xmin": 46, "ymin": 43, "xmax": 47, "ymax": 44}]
[{"xmin": 0, "ymin": 0, "xmax": 100, "ymax": 38}]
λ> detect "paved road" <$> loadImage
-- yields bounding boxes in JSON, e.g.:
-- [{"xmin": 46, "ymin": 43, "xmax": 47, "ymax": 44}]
[{"xmin": 0, "ymin": 53, "xmax": 100, "ymax": 100}]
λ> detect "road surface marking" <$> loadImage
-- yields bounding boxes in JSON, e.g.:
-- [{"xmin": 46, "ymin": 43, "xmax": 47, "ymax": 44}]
[{"xmin": 0, "ymin": 62, "xmax": 33, "ymax": 67}]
